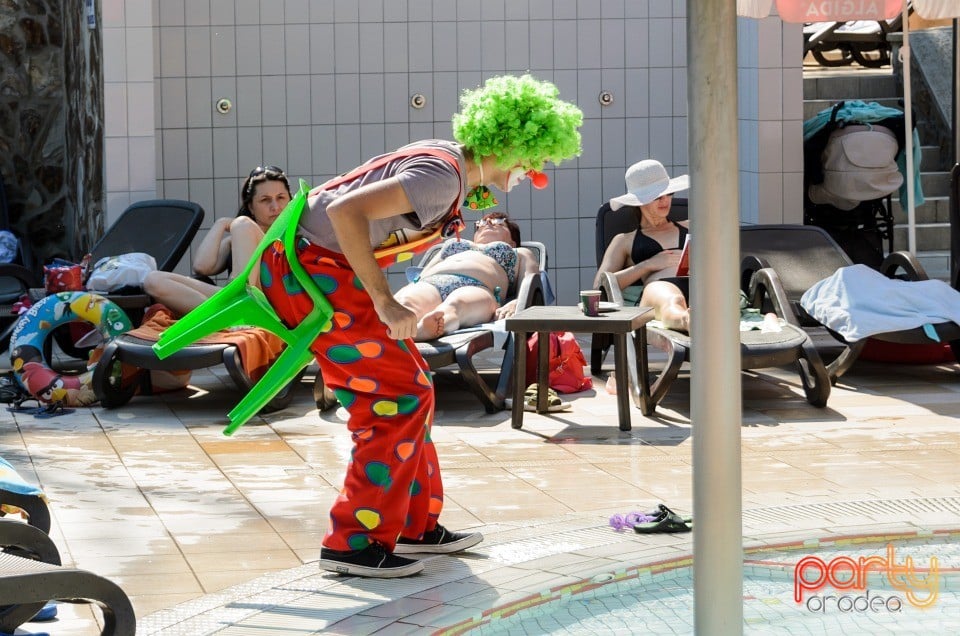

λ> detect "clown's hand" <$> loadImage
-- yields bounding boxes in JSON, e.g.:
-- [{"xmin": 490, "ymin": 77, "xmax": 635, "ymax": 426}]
[{"xmin": 377, "ymin": 299, "xmax": 418, "ymax": 340}]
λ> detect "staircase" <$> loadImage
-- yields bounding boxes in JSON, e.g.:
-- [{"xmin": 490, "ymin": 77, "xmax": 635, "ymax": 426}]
[{"xmin": 803, "ymin": 66, "xmax": 951, "ymax": 281}]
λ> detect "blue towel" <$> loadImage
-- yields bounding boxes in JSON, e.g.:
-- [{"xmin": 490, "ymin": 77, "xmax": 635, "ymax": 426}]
[{"xmin": 0, "ymin": 456, "xmax": 45, "ymax": 498}]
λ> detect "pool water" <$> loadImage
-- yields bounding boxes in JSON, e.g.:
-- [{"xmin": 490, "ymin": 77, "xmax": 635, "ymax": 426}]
[{"xmin": 445, "ymin": 532, "xmax": 960, "ymax": 635}]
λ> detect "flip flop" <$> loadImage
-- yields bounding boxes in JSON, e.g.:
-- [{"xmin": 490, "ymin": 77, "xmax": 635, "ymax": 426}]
[
  {"xmin": 523, "ymin": 384, "xmax": 571, "ymax": 412},
  {"xmin": 633, "ymin": 504, "xmax": 693, "ymax": 534}
]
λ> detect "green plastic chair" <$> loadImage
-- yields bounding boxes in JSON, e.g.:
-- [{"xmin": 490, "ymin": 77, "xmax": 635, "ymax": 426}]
[{"xmin": 153, "ymin": 179, "xmax": 334, "ymax": 435}]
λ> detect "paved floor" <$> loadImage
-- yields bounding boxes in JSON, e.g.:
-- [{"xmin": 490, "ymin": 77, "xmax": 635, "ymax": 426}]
[{"xmin": 2, "ymin": 332, "xmax": 958, "ymax": 634}]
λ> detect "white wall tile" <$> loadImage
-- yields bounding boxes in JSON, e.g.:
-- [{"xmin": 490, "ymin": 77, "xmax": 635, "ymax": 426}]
[
  {"xmin": 102, "ymin": 28, "xmax": 127, "ymax": 82},
  {"xmin": 236, "ymin": 26, "xmax": 262, "ymax": 75},
  {"xmin": 105, "ymin": 138, "xmax": 130, "ymax": 191},
  {"xmin": 158, "ymin": 0, "xmax": 184, "ymax": 26},
  {"xmin": 104, "ymin": 83, "xmax": 128, "ymax": 137},
  {"xmin": 457, "ymin": 0, "xmax": 481, "ymax": 20},
  {"xmin": 125, "ymin": 0, "xmax": 151, "ymax": 27},
  {"xmin": 335, "ymin": 74, "xmax": 362, "ymax": 124},
  {"xmin": 187, "ymin": 129, "xmax": 214, "ymax": 180},
  {"xmin": 529, "ymin": 20, "xmax": 554, "ymax": 70},
  {"xmin": 185, "ymin": 0, "xmax": 211, "ymax": 25},
  {"xmin": 261, "ymin": 126, "xmax": 289, "ymax": 170},
  {"xmin": 210, "ymin": 0, "xmax": 236, "ymax": 24},
  {"xmin": 259, "ymin": 24, "xmax": 286, "ymax": 75},
  {"xmin": 309, "ymin": 23, "xmax": 335, "ymax": 74},
  {"xmin": 260, "ymin": 1, "xmax": 284, "ymax": 24},
  {"xmin": 236, "ymin": 76, "xmax": 264, "ymax": 125},
  {"xmin": 185, "ymin": 26, "xmax": 212, "ymax": 76},
  {"xmin": 237, "ymin": 127, "xmax": 264, "ymax": 173},
  {"xmin": 408, "ymin": 0, "xmax": 432, "ymax": 21},
  {"xmin": 480, "ymin": 21, "xmax": 506, "ymax": 71},
  {"xmin": 359, "ymin": 124, "xmax": 386, "ymax": 161},
  {"xmin": 211, "ymin": 26, "xmax": 237, "ymax": 76},
  {"xmin": 127, "ymin": 82, "xmax": 155, "ymax": 137},
  {"xmin": 286, "ymin": 126, "xmax": 313, "ymax": 175},
  {"xmin": 128, "ymin": 136, "xmax": 157, "ymax": 191},
  {"xmin": 260, "ymin": 75, "xmax": 287, "ymax": 125},
  {"xmin": 284, "ymin": 75, "xmax": 311, "ymax": 126},
  {"xmin": 504, "ymin": 21, "xmax": 529, "ymax": 72},
  {"xmin": 359, "ymin": 23, "xmax": 386, "ymax": 73},
  {"xmin": 212, "ymin": 128, "xmax": 239, "ymax": 178},
  {"xmin": 553, "ymin": 20, "xmax": 577, "ymax": 69},
  {"xmin": 285, "ymin": 0, "xmax": 310, "ymax": 23},
  {"xmin": 456, "ymin": 22, "xmax": 482, "ymax": 70},
  {"xmin": 186, "ymin": 77, "xmax": 213, "ymax": 128},
  {"xmin": 577, "ymin": 20, "xmax": 601, "ymax": 69},
  {"xmin": 235, "ymin": 0, "xmax": 259, "ymax": 24},
  {"xmin": 359, "ymin": 75, "xmax": 386, "ymax": 123}
]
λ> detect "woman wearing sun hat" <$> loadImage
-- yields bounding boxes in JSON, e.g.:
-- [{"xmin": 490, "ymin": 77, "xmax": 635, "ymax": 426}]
[
  {"xmin": 594, "ymin": 159, "xmax": 693, "ymax": 330},
  {"xmin": 259, "ymin": 74, "xmax": 582, "ymax": 578}
]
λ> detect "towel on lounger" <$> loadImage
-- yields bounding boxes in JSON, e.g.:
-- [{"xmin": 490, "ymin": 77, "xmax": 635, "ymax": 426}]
[
  {"xmin": 128, "ymin": 305, "xmax": 286, "ymax": 381},
  {"xmin": 800, "ymin": 264, "xmax": 960, "ymax": 342}
]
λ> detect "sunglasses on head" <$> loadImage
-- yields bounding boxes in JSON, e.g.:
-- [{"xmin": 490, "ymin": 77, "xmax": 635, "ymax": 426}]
[
  {"xmin": 475, "ymin": 217, "xmax": 508, "ymax": 229},
  {"xmin": 248, "ymin": 165, "xmax": 284, "ymax": 178}
]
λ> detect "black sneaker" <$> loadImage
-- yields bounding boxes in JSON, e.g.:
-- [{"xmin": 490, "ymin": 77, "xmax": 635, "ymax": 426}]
[
  {"xmin": 319, "ymin": 543, "xmax": 423, "ymax": 578},
  {"xmin": 394, "ymin": 524, "xmax": 483, "ymax": 555}
]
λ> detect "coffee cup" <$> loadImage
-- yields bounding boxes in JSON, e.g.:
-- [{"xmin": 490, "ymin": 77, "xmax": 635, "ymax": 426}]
[{"xmin": 580, "ymin": 290, "xmax": 601, "ymax": 317}]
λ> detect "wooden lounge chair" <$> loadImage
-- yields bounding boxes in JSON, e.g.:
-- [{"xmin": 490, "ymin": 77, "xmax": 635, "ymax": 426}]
[
  {"xmin": 0, "ymin": 518, "xmax": 136, "ymax": 636},
  {"xmin": 740, "ymin": 224, "xmax": 960, "ymax": 383},
  {"xmin": 315, "ymin": 240, "xmax": 549, "ymax": 414}
]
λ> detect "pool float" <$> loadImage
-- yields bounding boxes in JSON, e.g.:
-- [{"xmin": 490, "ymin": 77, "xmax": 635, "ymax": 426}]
[{"xmin": 9, "ymin": 291, "xmax": 132, "ymax": 407}]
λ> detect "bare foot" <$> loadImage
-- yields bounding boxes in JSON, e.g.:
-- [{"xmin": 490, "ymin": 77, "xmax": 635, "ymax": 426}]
[
  {"xmin": 661, "ymin": 307, "xmax": 691, "ymax": 332},
  {"xmin": 415, "ymin": 309, "xmax": 445, "ymax": 341}
]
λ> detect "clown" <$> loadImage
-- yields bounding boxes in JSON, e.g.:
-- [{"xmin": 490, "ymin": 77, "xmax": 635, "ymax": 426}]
[{"xmin": 259, "ymin": 74, "xmax": 582, "ymax": 578}]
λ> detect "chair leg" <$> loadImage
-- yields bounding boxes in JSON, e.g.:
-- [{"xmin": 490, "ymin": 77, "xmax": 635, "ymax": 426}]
[
  {"xmin": 796, "ymin": 340, "xmax": 831, "ymax": 408},
  {"xmin": 454, "ymin": 332, "xmax": 500, "ymax": 414}
]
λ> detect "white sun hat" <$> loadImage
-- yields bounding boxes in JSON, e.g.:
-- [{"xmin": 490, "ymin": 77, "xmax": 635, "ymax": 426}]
[{"xmin": 609, "ymin": 159, "xmax": 690, "ymax": 210}]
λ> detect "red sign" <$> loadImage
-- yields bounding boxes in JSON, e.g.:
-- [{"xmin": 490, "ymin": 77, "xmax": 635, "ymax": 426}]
[{"xmin": 776, "ymin": 0, "xmax": 904, "ymax": 22}]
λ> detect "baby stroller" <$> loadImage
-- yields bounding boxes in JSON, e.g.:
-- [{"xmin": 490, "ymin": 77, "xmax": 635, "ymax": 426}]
[{"xmin": 803, "ymin": 100, "xmax": 922, "ymax": 269}]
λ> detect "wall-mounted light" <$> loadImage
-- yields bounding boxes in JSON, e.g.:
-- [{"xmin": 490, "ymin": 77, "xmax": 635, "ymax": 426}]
[
  {"xmin": 598, "ymin": 91, "xmax": 614, "ymax": 106},
  {"xmin": 410, "ymin": 94, "xmax": 426, "ymax": 109},
  {"xmin": 215, "ymin": 98, "xmax": 232, "ymax": 114}
]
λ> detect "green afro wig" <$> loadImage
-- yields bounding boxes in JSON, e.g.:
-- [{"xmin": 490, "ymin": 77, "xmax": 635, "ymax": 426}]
[{"xmin": 452, "ymin": 74, "xmax": 583, "ymax": 171}]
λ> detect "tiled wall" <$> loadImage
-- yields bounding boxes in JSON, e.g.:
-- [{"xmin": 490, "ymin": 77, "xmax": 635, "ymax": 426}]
[{"xmin": 102, "ymin": 0, "xmax": 802, "ymax": 300}]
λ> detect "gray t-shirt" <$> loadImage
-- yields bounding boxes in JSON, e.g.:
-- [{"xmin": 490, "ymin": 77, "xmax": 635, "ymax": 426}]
[{"xmin": 299, "ymin": 140, "xmax": 466, "ymax": 254}]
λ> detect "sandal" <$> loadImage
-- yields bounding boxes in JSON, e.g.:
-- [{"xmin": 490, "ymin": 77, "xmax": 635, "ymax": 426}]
[
  {"xmin": 523, "ymin": 383, "xmax": 571, "ymax": 412},
  {"xmin": 633, "ymin": 504, "xmax": 693, "ymax": 534}
]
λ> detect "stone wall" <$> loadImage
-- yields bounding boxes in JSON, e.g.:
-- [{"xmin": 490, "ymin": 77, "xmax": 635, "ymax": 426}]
[{"xmin": 0, "ymin": 0, "xmax": 102, "ymax": 271}]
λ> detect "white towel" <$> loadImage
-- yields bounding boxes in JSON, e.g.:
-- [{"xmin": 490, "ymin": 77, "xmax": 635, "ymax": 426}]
[{"xmin": 800, "ymin": 264, "xmax": 960, "ymax": 342}]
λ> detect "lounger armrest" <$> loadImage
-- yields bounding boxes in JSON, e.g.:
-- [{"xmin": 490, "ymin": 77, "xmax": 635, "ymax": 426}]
[
  {"xmin": 598, "ymin": 271, "xmax": 626, "ymax": 306},
  {"xmin": 0, "ymin": 518, "xmax": 61, "ymax": 565},
  {"xmin": 879, "ymin": 251, "xmax": 929, "ymax": 281},
  {"xmin": 739, "ymin": 255, "xmax": 771, "ymax": 294},
  {"xmin": 747, "ymin": 267, "xmax": 803, "ymax": 327},
  {"xmin": 514, "ymin": 270, "xmax": 545, "ymax": 311}
]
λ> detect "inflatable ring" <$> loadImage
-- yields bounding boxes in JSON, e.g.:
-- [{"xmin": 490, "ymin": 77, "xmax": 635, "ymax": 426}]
[{"xmin": 10, "ymin": 291, "xmax": 133, "ymax": 407}]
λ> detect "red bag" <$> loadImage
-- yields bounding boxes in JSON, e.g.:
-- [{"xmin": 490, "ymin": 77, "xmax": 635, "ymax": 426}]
[
  {"xmin": 524, "ymin": 331, "xmax": 593, "ymax": 394},
  {"xmin": 43, "ymin": 263, "xmax": 84, "ymax": 293}
]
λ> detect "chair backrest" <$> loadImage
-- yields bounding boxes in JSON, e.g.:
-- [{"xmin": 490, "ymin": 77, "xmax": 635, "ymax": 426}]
[
  {"xmin": 594, "ymin": 198, "xmax": 689, "ymax": 267},
  {"xmin": 89, "ymin": 199, "xmax": 205, "ymax": 271},
  {"xmin": 739, "ymin": 224, "xmax": 854, "ymax": 303}
]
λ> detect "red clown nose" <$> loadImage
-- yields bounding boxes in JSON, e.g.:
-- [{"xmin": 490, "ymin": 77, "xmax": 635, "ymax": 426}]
[{"xmin": 526, "ymin": 170, "xmax": 548, "ymax": 189}]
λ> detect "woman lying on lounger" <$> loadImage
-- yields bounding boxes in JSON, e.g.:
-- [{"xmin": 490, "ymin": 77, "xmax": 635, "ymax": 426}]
[
  {"xmin": 395, "ymin": 212, "xmax": 542, "ymax": 341},
  {"xmin": 593, "ymin": 159, "xmax": 692, "ymax": 331}
]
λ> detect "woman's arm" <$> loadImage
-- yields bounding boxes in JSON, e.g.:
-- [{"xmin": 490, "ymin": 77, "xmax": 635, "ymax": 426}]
[
  {"xmin": 192, "ymin": 217, "xmax": 233, "ymax": 277},
  {"xmin": 593, "ymin": 232, "xmax": 677, "ymax": 290},
  {"xmin": 325, "ymin": 176, "xmax": 421, "ymax": 340}
]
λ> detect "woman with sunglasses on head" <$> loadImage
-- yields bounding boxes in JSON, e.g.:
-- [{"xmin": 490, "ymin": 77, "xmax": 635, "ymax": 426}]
[
  {"xmin": 257, "ymin": 74, "xmax": 582, "ymax": 579},
  {"xmin": 394, "ymin": 212, "xmax": 541, "ymax": 341},
  {"xmin": 143, "ymin": 166, "xmax": 291, "ymax": 316}
]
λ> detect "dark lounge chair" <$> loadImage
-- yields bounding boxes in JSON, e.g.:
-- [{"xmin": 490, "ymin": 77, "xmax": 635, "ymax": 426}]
[
  {"xmin": 740, "ymin": 224, "xmax": 960, "ymax": 383},
  {"xmin": 0, "ymin": 518, "xmax": 136, "ymax": 635}
]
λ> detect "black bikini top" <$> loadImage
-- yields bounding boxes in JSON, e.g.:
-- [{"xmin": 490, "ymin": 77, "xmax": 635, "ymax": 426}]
[{"xmin": 630, "ymin": 221, "xmax": 687, "ymax": 265}]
